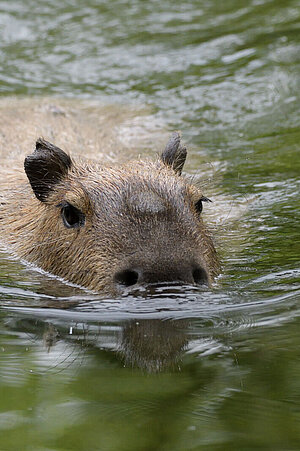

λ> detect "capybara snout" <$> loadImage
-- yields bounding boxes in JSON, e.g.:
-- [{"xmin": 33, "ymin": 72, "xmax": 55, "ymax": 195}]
[
  {"xmin": 114, "ymin": 262, "xmax": 208, "ymax": 288},
  {"xmin": 0, "ymin": 132, "xmax": 219, "ymax": 294}
]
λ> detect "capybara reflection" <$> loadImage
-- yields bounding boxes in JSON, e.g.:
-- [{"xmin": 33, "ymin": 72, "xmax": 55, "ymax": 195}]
[{"xmin": 0, "ymin": 132, "xmax": 219, "ymax": 293}]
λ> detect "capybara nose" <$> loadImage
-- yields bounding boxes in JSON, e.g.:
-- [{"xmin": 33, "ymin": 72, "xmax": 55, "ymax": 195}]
[
  {"xmin": 114, "ymin": 269, "xmax": 139, "ymax": 287},
  {"xmin": 114, "ymin": 264, "xmax": 208, "ymax": 288}
]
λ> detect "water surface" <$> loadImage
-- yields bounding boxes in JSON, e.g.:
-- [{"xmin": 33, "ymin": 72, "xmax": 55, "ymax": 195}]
[{"xmin": 0, "ymin": 0, "xmax": 299, "ymax": 449}]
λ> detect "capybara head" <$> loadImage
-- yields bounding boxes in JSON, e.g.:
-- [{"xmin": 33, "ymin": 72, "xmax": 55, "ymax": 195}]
[{"xmin": 14, "ymin": 132, "xmax": 218, "ymax": 294}]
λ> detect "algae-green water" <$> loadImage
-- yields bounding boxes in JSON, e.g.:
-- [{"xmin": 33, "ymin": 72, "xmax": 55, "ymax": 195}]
[{"xmin": 0, "ymin": 0, "xmax": 300, "ymax": 450}]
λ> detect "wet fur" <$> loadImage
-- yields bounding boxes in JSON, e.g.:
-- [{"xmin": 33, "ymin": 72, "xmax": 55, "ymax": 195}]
[
  {"xmin": 0, "ymin": 100, "xmax": 219, "ymax": 294},
  {"xmin": 0, "ymin": 154, "xmax": 219, "ymax": 293}
]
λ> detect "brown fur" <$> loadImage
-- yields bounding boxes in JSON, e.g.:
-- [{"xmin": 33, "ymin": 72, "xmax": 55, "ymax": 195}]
[{"xmin": 0, "ymin": 101, "xmax": 219, "ymax": 294}]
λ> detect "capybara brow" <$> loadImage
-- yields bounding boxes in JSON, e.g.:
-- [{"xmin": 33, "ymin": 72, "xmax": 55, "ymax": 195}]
[{"xmin": 0, "ymin": 132, "xmax": 219, "ymax": 294}]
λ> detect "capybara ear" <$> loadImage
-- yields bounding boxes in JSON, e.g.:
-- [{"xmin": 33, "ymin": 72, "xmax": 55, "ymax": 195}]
[
  {"xmin": 161, "ymin": 132, "xmax": 187, "ymax": 175},
  {"xmin": 24, "ymin": 138, "xmax": 72, "ymax": 202}
]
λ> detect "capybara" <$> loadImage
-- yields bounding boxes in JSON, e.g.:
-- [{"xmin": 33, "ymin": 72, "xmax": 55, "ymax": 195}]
[{"xmin": 0, "ymin": 129, "xmax": 219, "ymax": 294}]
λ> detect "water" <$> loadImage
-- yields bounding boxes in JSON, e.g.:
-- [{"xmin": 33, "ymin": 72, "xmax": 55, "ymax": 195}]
[{"xmin": 0, "ymin": 0, "xmax": 300, "ymax": 449}]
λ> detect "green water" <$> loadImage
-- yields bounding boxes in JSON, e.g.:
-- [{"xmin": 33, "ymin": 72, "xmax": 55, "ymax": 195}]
[{"xmin": 0, "ymin": 0, "xmax": 300, "ymax": 450}]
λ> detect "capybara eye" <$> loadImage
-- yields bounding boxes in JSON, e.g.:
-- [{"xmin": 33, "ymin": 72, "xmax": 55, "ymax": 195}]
[
  {"xmin": 195, "ymin": 196, "xmax": 212, "ymax": 214},
  {"xmin": 60, "ymin": 203, "xmax": 85, "ymax": 229},
  {"xmin": 195, "ymin": 199, "xmax": 203, "ymax": 213}
]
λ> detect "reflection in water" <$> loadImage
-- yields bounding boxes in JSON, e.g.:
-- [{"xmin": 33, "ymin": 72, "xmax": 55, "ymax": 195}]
[
  {"xmin": 2, "ymin": 308, "xmax": 300, "ymax": 449},
  {"xmin": 6, "ymin": 314, "xmax": 189, "ymax": 373},
  {"xmin": 43, "ymin": 322, "xmax": 60, "ymax": 353},
  {"xmin": 119, "ymin": 319, "xmax": 188, "ymax": 372},
  {"xmin": 4, "ymin": 282, "xmax": 300, "ymax": 376}
]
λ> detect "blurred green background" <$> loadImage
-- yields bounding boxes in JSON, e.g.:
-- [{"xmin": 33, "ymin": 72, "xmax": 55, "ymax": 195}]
[{"xmin": 0, "ymin": 0, "xmax": 299, "ymax": 449}]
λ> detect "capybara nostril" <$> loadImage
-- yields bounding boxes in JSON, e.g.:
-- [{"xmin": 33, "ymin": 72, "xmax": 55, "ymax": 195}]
[
  {"xmin": 192, "ymin": 266, "xmax": 208, "ymax": 285},
  {"xmin": 115, "ymin": 264, "xmax": 208, "ymax": 288},
  {"xmin": 114, "ymin": 269, "xmax": 139, "ymax": 287}
]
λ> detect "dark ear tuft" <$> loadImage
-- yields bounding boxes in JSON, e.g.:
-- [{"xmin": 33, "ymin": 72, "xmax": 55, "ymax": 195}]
[
  {"xmin": 24, "ymin": 138, "xmax": 72, "ymax": 202},
  {"xmin": 161, "ymin": 132, "xmax": 187, "ymax": 175}
]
